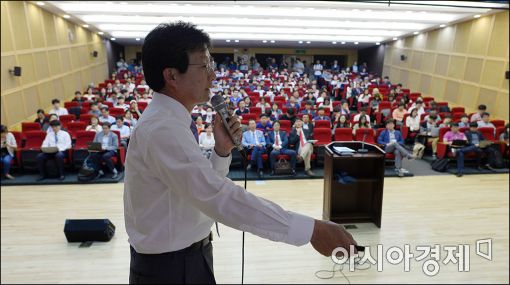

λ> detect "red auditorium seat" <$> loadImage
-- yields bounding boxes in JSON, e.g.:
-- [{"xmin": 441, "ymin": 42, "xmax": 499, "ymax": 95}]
[
  {"xmin": 59, "ymin": 114, "xmax": 76, "ymax": 129},
  {"xmin": 279, "ymin": 120, "xmax": 291, "ymax": 134},
  {"xmin": 79, "ymin": 114, "xmax": 93, "ymax": 125},
  {"xmin": 72, "ymin": 131, "xmax": 97, "ymax": 168},
  {"xmin": 450, "ymin": 107, "xmax": 465, "ymax": 113},
  {"xmin": 109, "ymin": 108, "xmax": 126, "ymax": 118},
  {"xmin": 313, "ymin": 128, "xmax": 332, "ymax": 146},
  {"xmin": 20, "ymin": 131, "xmax": 46, "ymax": 169},
  {"xmin": 137, "ymin": 101, "xmax": 148, "ymax": 111},
  {"xmin": 490, "ymin": 120, "xmax": 505, "ymax": 128},
  {"xmin": 22, "ymin": 122, "xmax": 41, "ymax": 132},
  {"xmin": 478, "ymin": 127, "xmax": 496, "ymax": 141},
  {"xmin": 67, "ymin": 121, "xmax": 87, "ymax": 139},
  {"xmin": 334, "ymin": 128, "xmax": 353, "ymax": 141},
  {"xmin": 249, "ymin": 107, "xmax": 262, "ymax": 118},
  {"xmin": 314, "ymin": 120, "xmax": 331, "ymax": 128},
  {"xmin": 354, "ymin": 128, "xmax": 375, "ymax": 144}
]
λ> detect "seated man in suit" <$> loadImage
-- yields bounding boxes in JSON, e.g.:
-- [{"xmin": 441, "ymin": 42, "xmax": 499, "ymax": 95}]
[
  {"xmin": 241, "ymin": 120, "xmax": 267, "ymax": 179},
  {"xmin": 91, "ymin": 123, "xmax": 119, "ymax": 179},
  {"xmin": 377, "ymin": 119, "xmax": 415, "ymax": 177},
  {"xmin": 313, "ymin": 107, "xmax": 331, "ymax": 122},
  {"xmin": 266, "ymin": 121, "xmax": 297, "ymax": 176},
  {"xmin": 36, "ymin": 120, "xmax": 72, "ymax": 181},
  {"xmin": 289, "ymin": 118, "xmax": 315, "ymax": 177}
]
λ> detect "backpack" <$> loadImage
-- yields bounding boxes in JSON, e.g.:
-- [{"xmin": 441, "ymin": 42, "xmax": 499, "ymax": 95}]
[
  {"xmin": 431, "ymin": 158, "xmax": 449, "ymax": 172},
  {"xmin": 77, "ymin": 155, "xmax": 98, "ymax": 182}
]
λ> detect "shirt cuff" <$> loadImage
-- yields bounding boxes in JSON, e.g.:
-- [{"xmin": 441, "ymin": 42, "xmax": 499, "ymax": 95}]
[
  {"xmin": 210, "ymin": 149, "xmax": 232, "ymax": 177},
  {"xmin": 284, "ymin": 212, "xmax": 315, "ymax": 246}
]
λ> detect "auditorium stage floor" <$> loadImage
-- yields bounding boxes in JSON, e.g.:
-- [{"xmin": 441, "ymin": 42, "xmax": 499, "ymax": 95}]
[{"xmin": 1, "ymin": 174, "xmax": 508, "ymax": 284}]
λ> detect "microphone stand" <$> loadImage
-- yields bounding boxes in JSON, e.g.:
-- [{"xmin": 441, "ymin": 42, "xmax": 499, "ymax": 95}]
[{"xmin": 357, "ymin": 130, "xmax": 369, "ymax": 153}]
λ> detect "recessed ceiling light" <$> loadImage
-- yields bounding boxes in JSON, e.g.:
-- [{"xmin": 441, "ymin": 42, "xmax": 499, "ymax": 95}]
[
  {"xmin": 306, "ymin": 41, "xmax": 311, "ymax": 44},
  {"xmin": 226, "ymin": 39, "xmax": 231, "ymax": 42},
  {"xmin": 413, "ymin": 31, "xmax": 419, "ymax": 35},
  {"xmin": 98, "ymin": 32, "xmax": 104, "ymax": 35},
  {"xmin": 262, "ymin": 40, "xmax": 267, "ymax": 43},
  {"xmin": 83, "ymin": 24, "xmax": 89, "ymax": 28},
  {"xmin": 393, "ymin": 37, "xmax": 398, "ymax": 40},
  {"xmin": 376, "ymin": 42, "xmax": 381, "ymax": 45},
  {"xmin": 36, "ymin": 2, "xmax": 45, "ymax": 6},
  {"xmin": 341, "ymin": 42, "xmax": 346, "ymax": 44},
  {"xmin": 234, "ymin": 40, "xmax": 239, "ymax": 42},
  {"xmin": 111, "ymin": 37, "xmax": 116, "ymax": 41},
  {"xmin": 63, "ymin": 15, "xmax": 70, "ymax": 19},
  {"xmin": 270, "ymin": 40, "xmax": 275, "ymax": 43},
  {"xmin": 439, "ymin": 24, "xmax": 446, "ymax": 28},
  {"xmin": 332, "ymin": 41, "xmax": 337, "ymax": 44},
  {"xmin": 135, "ymin": 38, "xmax": 140, "ymax": 41},
  {"xmin": 474, "ymin": 14, "xmax": 481, "ymax": 18},
  {"xmin": 354, "ymin": 42, "xmax": 359, "ymax": 45},
  {"xmin": 298, "ymin": 41, "xmax": 303, "ymax": 44}
]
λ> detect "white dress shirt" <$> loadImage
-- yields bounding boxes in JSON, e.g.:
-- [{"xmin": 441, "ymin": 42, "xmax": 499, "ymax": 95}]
[
  {"xmin": 41, "ymin": 130, "xmax": 71, "ymax": 151},
  {"xmin": 48, "ymin": 107, "xmax": 68, "ymax": 117},
  {"xmin": 124, "ymin": 92, "xmax": 314, "ymax": 254},
  {"xmin": 111, "ymin": 124, "xmax": 130, "ymax": 139}
]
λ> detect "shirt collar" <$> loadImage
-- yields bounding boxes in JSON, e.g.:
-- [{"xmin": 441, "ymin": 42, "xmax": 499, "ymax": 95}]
[{"xmin": 152, "ymin": 92, "xmax": 192, "ymax": 126}]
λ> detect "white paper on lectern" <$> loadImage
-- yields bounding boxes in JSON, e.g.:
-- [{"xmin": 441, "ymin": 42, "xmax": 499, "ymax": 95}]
[{"xmin": 333, "ymin": 146, "xmax": 356, "ymax": 153}]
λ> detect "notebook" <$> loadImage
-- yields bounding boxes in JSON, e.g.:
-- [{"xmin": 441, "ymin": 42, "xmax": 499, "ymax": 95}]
[
  {"xmin": 87, "ymin": 142, "xmax": 103, "ymax": 152},
  {"xmin": 41, "ymin": 146, "xmax": 59, "ymax": 153}
]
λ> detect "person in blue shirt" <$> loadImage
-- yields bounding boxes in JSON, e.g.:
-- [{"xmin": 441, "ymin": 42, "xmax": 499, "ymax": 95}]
[
  {"xmin": 377, "ymin": 119, "xmax": 415, "ymax": 177},
  {"xmin": 313, "ymin": 107, "xmax": 330, "ymax": 121},
  {"xmin": 266, "ymin": 121, "xmax": 297, "ymax": 176},
  {"xmin": 242, "ymin": 120, "xmax": 267, "ymax": 179},
  {"xmin": 256, "ymin": 114, "xmax": 273, "ymax": 136}
]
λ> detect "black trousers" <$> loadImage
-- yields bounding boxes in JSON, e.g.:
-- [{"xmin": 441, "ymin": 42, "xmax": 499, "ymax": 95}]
[{"xmin": 129, "ymin": 235, "xmax": 215, "ymax": 284}]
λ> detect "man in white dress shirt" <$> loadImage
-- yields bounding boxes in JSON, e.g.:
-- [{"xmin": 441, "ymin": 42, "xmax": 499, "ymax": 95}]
[
  {"xmin": 36, "ymin": 120, "xmax": 71, "ymax": 181},
  {"xmin": 124, "ymin": 21, "xmax": 358, "ymax": 284}
]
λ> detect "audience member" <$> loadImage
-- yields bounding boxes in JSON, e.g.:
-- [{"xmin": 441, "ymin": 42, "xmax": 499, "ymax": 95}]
[
  {"xmin": 1, "ymin": 125, "xmax": 17, "ymax": 180},
  {"xmin": 48, "ymin": 99, "xmax": 68, "ymax": 116},
  {"xmin": 36, "ymin": 120, "xmax": 71, "ymax": 181},
  {"xmin": 91, "ymin": 123, "xmax": 119, "ymax": 179},
  {"xmin": 242, "ymin": 120, "xmax": 267, "ymax": 179},
  {"xmin": 313, "ymin": 107, "xmax": 330, "ymax": 121},
  {"xmin": 86, "ymin": 116, "xmax": 102, "ymax": 133},
  {"xmin": 266, "ymin": 121, "xmax": 297, "ymax": 176},
  {"xmin": 280, "ymin": 108, "xmax": 297, "ymax": 125},
  {"xmin": 124, "ymin": 110, "xmax": 138, "ymax": 128},
  {"xmin": 88, "ymin": 102, "xmax": 101, "ymax": 118},
  {"xmin": 234, "ymin": 101, "xmax": 249, "ymax": 117},
  {"xmin": 34, "ymin": 109, "xmax": 48, "ymax": 129},
  {"xmin": 198, "ymin": 123, "xmax": 215, "ymax": 159},
  {"xmin": 99, "ymin": 107, "xmax": 115, "ymax": 125},
  {"xmin": 392, "ymin": 103, "xmax": 407, "ymax": 126},
  {"xmin": 352, "ymin": 107, "xmax": 370, "ymax": 123},
  {"xmin": 443, "ymin": 122, "xmax": 469, "ymax": 177},
  {"xmin": 377, "ymin": 119, "xmax": 415, "ymax": 177},
  {"xmin": 289, "ymin": 118, "xmax": 315, "ymax": 176},
  {"xmin": 256, "ymin": 114, "xmax": 273, "ymax": 136},
  {"xmin": 477, "ymin": 112, "xmax": 496, "ymax": 131},
  {"xmin": 458, "ymin": 114, "xmax": 470, "ymax": 128},
  {"xmin": 470, "ymin": 104, "xmax": 487, "ymax": 122},
  {"xmin": 352, "ymin": 115, "xmax": 371, "ymax": 136},
  {"xmin": 110, "ymin": 117, "xmax": 130, "ymax": 147}
]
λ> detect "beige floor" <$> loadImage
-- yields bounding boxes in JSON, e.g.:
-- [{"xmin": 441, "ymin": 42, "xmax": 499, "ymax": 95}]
[{"xmin": 1, "ymin": 174, "xmax": 509, "ymax": 284}]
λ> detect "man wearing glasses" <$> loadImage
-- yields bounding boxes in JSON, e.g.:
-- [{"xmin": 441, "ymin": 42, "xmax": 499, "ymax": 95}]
[{"xmin": 124, "ymin": 21, "xmax": 358, "ymax": 284}]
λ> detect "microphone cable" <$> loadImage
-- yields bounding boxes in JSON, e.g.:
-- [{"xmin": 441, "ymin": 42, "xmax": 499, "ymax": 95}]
[{"xmin": 239, "ymin": 149, "xmax": 248, "ymax": 284}]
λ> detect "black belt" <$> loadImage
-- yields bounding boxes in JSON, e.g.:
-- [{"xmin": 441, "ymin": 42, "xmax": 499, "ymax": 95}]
[
  {"xmin": 131, "ymin": 232, "xmax": 212, "ymax": 257},
  {"xmin": 179, "ymin": 232, "xmax": 212, "ymax": 253}
]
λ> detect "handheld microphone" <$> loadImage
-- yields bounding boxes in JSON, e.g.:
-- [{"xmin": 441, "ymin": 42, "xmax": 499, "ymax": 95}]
[{"xmin": 210, "ymin": 94, "xmax": 243, "ymax": 151}]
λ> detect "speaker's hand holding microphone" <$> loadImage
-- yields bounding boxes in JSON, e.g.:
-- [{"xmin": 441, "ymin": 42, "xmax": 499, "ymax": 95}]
[{"xmin": 211, "ymin": 95, "xmax": 243, "ymax": 157}]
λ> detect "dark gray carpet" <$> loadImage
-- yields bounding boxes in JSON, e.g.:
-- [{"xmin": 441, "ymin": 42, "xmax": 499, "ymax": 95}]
[
  {"xmin": 226, "ymin": 166, "xmax": 413, "ymax": 181},
  {"xmin": 1, "ymin": 171, "xmax": 124, "ymax": 186}
]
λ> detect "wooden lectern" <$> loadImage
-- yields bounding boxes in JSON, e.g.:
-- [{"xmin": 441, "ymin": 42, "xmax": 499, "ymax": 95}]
[{"xmin": 323, "ymin": 141, "xmax": 385, "ymax": 228}]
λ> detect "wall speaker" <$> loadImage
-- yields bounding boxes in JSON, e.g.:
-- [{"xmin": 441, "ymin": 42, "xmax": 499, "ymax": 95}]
[
  {"xmin": 506, "ymin": 71, "xmax": 509, "ymax": 80},
  {"xmin": 64, "ymin": 219, "xmax": 115, "ymax": 242},
  {"xmin": 9, "ymin": 66, "xmax": 22, "ymax": 76},
  {"xmin": 400, "ymin": 55, "xmax": 407, "ymax": 61},
  {"xmin": 92, "ymin": 50, "xmax": 98, "ymax": 57}
]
